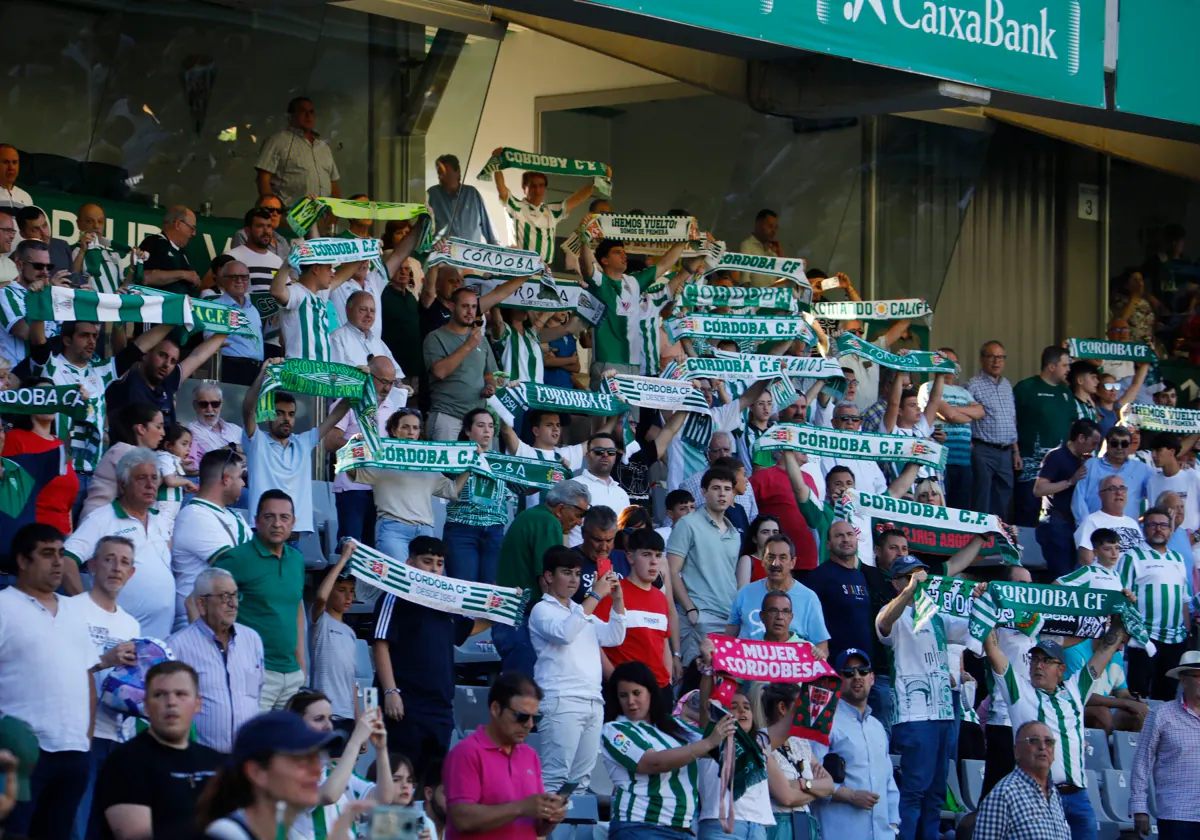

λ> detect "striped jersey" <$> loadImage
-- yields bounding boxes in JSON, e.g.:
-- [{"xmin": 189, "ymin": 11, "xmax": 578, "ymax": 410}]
[
  {"xmin": 503, "ymin": 195, "xmax": 565, "ymax": 264},
  {"xmin": 33, "ymin": 352, "xmax": 119, "ymax": 474},
  {"xmin": 1116, "ymin": 546, "xmax": 1191, "ymax": 643},
  {"xmin": 637, "ymin": 283, "xmax": 673, "ymax": 375},
  {"xmin": 498, "ymin": 322, "xmax": 544, "ymax": 384},
  {"xmin": 446, "ymin": 471, "xmax": 513, "ymax": 528},
  {"xmin": 72, "ymin": 239, "xmax": 125, "ymax": 294},
  {"xmin": 0, "ymin": 282, "xmax": 30, "ymax": 365},
  {"xmin": 1056, "ymin": 563, "xmax": 1124, "ymax": 591},
  {"xmin": 288, "ymin": 762, "xmax": 375, "ymax": 840},
  {"xmin": 602, "ymin": 717, "xmax": 701, "ymax": 829},
  {"xmin": 279, "ymin": 282, "xmax": 332, "ymax": 361},
  {"xmin": 995, "ymin": 663, "xmax": 1096, "ymax": 788}
]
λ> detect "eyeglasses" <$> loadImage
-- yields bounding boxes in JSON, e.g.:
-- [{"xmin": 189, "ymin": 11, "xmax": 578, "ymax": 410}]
[
  {"xmin": 1019, "ymin": 736, "xmax": 1057, "ymax": 747},
  {"xmin": 835, "ymin": 415, "xmax": 862, "ymax": 423},
  {"xmin": 1102, "ymin": 383, "xmax": 1120, "ymax": 391},
  {"xmin": 1145, "ymin": 520, "xmax": 1172, "ymax": 529},
  {"xmin": 178, "ymin": 219, "xmax": 196, "ymax": 232},
  {"xmin": 1030, "ymin": 655, "xmax": 1063, "ymax": 666},
  {"xmin": 222, "ymin": 273, "xmax": 250, "ymax": 282},
  {"xmin": 1099, "ymin": 486, "xmax": 1128, "ymax": 493},
  {"xmin": 839, "ymin": 667, "xmax": 872, "ymax": 677},
  {"xmin": 982, "ymin": 354, "xmax": 1007, "ymax": 361},
  {"xmin": 201, "ymin": 592, "xmax": 242, "ymax": 604},
  {"xmin": 590, "ymin": 447, "xmax": 619, "ymax": 456},
  {"xmin": 763, "ymin": 606, "xmax": 793, "ymax": 615},
  {"xmin": 1108, "ymin": 440, "xmax": 1131, "ymax": 449},
  {"xmin": 196, "ymin": 400, "xmax": 222, "ymax": 409},
  {"xmin": 261, "ymin": 207, "xmax": 282, "ymax": 215},
  {"xmin": 23, "ymin": 261, "xmax": 52, "ymax": 271},
  {"xmin": 505, "ymin": 707, "xmax": 542, "ymax": 726},
  {"xmin": 372, "ymin": 374, "xmax": 402, "ymax": 388}
]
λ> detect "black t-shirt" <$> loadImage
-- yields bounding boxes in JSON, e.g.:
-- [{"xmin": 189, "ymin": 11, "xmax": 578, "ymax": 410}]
[
  {"xmin": 1038, "ymin": 444, "xmax": 1083, "ymax": 523},
  {"xmin": 373, "ymin": 593, "xmax": 473, "ymax": 720},
  {"xmin": 863, "ymin": 563, "xmax": 894, "ymax": 671},
  {"xmin": 94, "ymin": 731, "xmax": 221, "ymax": 840},
  {"xmin": 804, "ymin": 560, "xmax": 872, "ymax": 662},
  {"xmin": 614, "ymin": 447, "xmax": 658, "ymax": 508},
  {"xmin": 106, "ymin": 343, "xmax": 183, "ymax": 425},
  {"xmin": 419, "ymin": 299, "xmax": 452, "ymax": 337},
  {"xmin": 139, "ymin": 233, "xmax": 195, "ymax": 296}
]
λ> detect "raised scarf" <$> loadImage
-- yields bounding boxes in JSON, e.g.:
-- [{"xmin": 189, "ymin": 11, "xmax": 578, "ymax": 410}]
[
  {"xmin": 477, "ymin": 147, "xmax": 611, "ymax": 196},
  {"xmin": 834, "ymin": 334, "xmax": 957, "ymax": 373},
  {"xmin": 847, "ymin": 490, "xmax": 1021, "ymax": 563},
  {"xmin": 605, "ymin": 374, "xmax": 711, "ymax": 414},
  {"xmin": 815, "ymin": 299, "xmax": 933, "ymax": 320},
  {"xmin": 679, "ymin": 283, "xmax": 799, "ymax": 314},
  {"xmin": 426, "ymin": 237, "xmax": 546, "ymax": 278},
  {"xmin": 755, "ymin": 423, "xmax": 947, "ymax": 469},
  {"xmin": 287, "ymin": 236, "xmax": 381, "ymax": 268},
  {"xmin": 488, "ymin": 382, "xmax": 629, "ymax": 426},
  {"xmin": 1120, "ymin": 403, "xmax": 1199, "ymax": 433},
  {"xmin": 465, "ymin": 276, "xmax": 607, "ymax": 326},
  {"xmin": 0, "ymin": 385, "xmax": 90, "ymax": 421},
  {"xmin": 1066, "ymin": 338, "xmax": 1156, "ymax": 363},
  {"xmin": 286, "ymin": 196, "xmax": 432, "ymax": 239},
  {"xmin": 664, "ymin": 314, "xmax": 816, "ymax": 346}
]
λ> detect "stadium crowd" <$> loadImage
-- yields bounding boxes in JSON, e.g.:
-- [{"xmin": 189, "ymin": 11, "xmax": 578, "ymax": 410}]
[{"xmin": 0, "ymin": 102, "xmax": 1198, "ymax": 840}]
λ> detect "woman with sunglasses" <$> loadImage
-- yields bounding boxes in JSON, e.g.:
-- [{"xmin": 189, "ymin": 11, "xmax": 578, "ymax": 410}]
[
  {"xmin": 602, "ymin": 661, "xmax": 736, "ymax": 840},
  {"xmin": 2, "ymin": 375, "xmax": 79, "ymax": 534},
  {"xmin": 736, "ymin": 515, "xmax": 781, "ymax": 587},
  {"xmin": 442, "ymin": 408, "xmax": 512, "ymax": 584},
  {"xmin": 1093, "ymin": 369, "xmax": 1149, "ymax": 437},
  {"xmin": 285, "ymin": 689, "xmax": 395, "ymax": 840},
  {"xmin": 349, "ymin": 409, "xmax": 470, "ymax": 564}
]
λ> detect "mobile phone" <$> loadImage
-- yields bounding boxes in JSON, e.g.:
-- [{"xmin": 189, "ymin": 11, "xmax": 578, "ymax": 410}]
[
  {"xmin": 596, "ymin": 556, "xmax": 612, "ymax": 579},
  {"xmin": 556, "ymin": 780, "xmax": 580, "ymax": 800},
  {"xmin": 363, "ymin": 687, "xmax": 379, "ymax": 714},
  {"xmin": 820, "ymin": 276, "xmax": 841, "ymax": 291},
  {"xmin": 67, "ymin": 272, "xmax": 91, "ymax": 288},
  {"xmin": 708, "ymin": 700, "xmax": 729, "ymax": 722},
  {"xmin": 368, "ymin": 806, "xmax": 423, "ymax": 840}
]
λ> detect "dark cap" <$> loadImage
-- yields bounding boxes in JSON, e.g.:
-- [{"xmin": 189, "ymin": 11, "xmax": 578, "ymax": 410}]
[
  {"xmin": 833, "ymin": 648, "xmax": 872, "ymax": 672},
  {"xmin": 231, "ymin": 712, "xmax": 337, "ymax": 765},
  {"xmin": 890, "ymin": 556, "xmax": 928, "ymax": 578},
  {"xmin": 1032, "ymin": 640, "xmax": 1067, "ymax": 663},
  {"xmin": 0, "ymin": 715, "xmax": 39, "ymax": 801}
]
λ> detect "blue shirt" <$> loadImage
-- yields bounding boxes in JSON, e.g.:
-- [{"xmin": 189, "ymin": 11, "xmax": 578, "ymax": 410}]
[
  {"xmin": 801, "ymin": 561, "xmax": 872, "ymax": 660},
  {"xmin": 1071, "ymin": 455, "xmax": 1152, "ymax": 525},
  {"xmin": 427, "ymin": 184, "xmax": 498, "ymax": 244},
  {"xmin": 811, "ymin": 702, "xmax": 900, "ymax": 840},
  {"xmin": 243, "ymin": 427, "xmax": 319, "ymax": 534},
  {"xmin": 726, "ymin": 579, "xmax": 830, "ymax": 643},
  {"xmin": 544, "ymin": 334, "xmax": 576, "ymax": 389},
  {"xmin": 1037, "ymin": 444, "xmax": 1083, "ymax": 524},
  {"xmin": 919, "ymin": 382, "xmax": 975, "ymax": 466},
  {"xmin": 208, "ymin": 292, "xmax": 264, "ymax": 361}
]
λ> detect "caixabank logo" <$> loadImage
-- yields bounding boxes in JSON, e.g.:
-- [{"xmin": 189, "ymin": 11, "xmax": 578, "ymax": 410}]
[{"xmin": 818, "ymin": 0, "xmax": 1081, "ymax": 74}]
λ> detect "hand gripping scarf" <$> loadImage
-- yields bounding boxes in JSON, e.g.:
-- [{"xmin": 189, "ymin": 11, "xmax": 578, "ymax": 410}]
[{"xmin": 464, "ymin": 276, "xmax": 607, "ymax": 326}]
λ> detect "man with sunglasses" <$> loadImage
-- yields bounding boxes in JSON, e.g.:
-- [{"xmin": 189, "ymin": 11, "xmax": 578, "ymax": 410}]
[
  {"xmin": 229, "ymin": 195, "xmax": 290, "ymax": 261},
  {"xmin": 14, "ymin": 206, "xmax": 72, "ymax": 273},
  {"xmin": 1071, "ymin": 425, "xmax": 1151, "ymax": 526},
  {"xmin": 137, "ymin": 205, "xmax": 201, "ymax": 294},
  {"xmin": 1, "ymin": 239, "xmax": 67, "ymax": 367},
  {"xmin": 570, "ymin": 433, "xmax": 631, "ymax": 547},
  {"xmin": 973, "ymin": 720, "xmax": 1071, "ymax": 840},
  {"xmin": 187, "ymin": 384, "xmax": 244, "ymax": 464},
  {"xmin": 810, "ymin": 649, "xmax": 899, "ymax": 840}
]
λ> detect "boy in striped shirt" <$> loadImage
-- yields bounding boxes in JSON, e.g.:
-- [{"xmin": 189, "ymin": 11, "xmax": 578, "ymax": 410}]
[
  {"xmin": 1117, "ymin": 507, "xmax": 1194, "ymax": 700},
  {"xmin": 491, "ymin": 148, "xmax": 602, "ymax": 265}
]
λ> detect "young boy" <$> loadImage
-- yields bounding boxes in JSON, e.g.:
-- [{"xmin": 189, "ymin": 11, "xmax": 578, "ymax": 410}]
[
  {"xmin": 529, "ymin": 545, "xmax": 626, "ymax": 791},
  {"xmin": 655, "ymin": 489, "xmax": 695, "ymax": 543},
  {"xmin": 595, "ymin": 528, "xmax": 675, "ymax": 696},
  {"xmin": 1057, "ymin": 528, "xmax": 1126, "ymax": 591},
  {"xmin": 372, "ymin": 536, "xmax": 489, "ymax": 781},
  {"xmin": 310, "ymin": 543, "xmax": 360, "ymax": 719}
]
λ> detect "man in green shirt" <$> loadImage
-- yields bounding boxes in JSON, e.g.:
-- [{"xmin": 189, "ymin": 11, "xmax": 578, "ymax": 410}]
[
  {"xmin": 1013, "ymin": 346, "xmax": 1075, "ymax": 527},
  {"xmin": 493, "ymin": 479, "xmax": 591, "ymax": 676},
  {"xmin": 214, "ymin": 488, "xmax": 306, "ymax": 711},
  {"xmin": 579, "ymin": 238, "xmax": 694, "ymax": 385}
]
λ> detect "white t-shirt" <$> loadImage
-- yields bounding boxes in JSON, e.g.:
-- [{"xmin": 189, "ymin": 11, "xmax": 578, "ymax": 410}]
[
  {"xmin": 1074, "ymin": 511, "xmax": 1144, "ymax": 553},
  {"xmin": 698, "ymin": 729, "xmax": 775, "ymax": 824},
  {"xmin": 1148, "ymin": 468, "xmax": 1200, "ymax": 531},
  {"xmin": 170, "ymin": 499, "xmax": 253, "ymax": 625},
  {"xmin": 70, "ymin": 593, "xmax": 141, "ymax": 741},
  {"xmin": 569, "ymin": 470, "xmax": 631, "ymax": 547},
  {"xmin": 511, "ymin": 441, "xmax": 584, "ymax": 508},
  {"xmin": 820, "ymin": 455, "xmax": 888, "ymax": 496},
  {"xmin": 841, "ymin": 337, "xmax": 888, "ymax": 412},
  {"xmin": 667, "ymin": 401, "xmax": 743, "ymax": 492},
  {"xmin": 0, "ymin": 588, "xmax": 98, "ymax": 751},
  {"xmin": 877, "ymin": 605, "xmax": 968, "ymax": 724},
  {"xmin": 887, "ymin": 416, "xmax": 936, "ymax": 481},
  {"xmin": 985, "ymin": 629, "xmax": 1035, "ymax": 728}
]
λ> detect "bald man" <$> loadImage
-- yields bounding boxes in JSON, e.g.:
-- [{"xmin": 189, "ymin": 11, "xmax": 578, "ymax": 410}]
[{"xmin": 71, "ymin": 203, "xmax": 128, "ymax": 294}]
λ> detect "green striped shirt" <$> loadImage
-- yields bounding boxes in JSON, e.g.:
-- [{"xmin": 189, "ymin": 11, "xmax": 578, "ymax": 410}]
[
  {"xmin": 503, "ymin": 195, "xmax": 565, "ymax": 264},
  {"xmin": 1117, "ymin": 546, "xmax": 1191, "ymax": 644},
  {"xmin": 498, "ymin": 322, "xmax": 544, "ymax": 384},
  {"xmin": 279, "ymin": 283, "xmax": 331, "ymax": 361},
  {"xmin": 445, "ymin": 471, "xmax": 513, "ymax": 528},
  {"xmin": 996, "ymin": 663, "xmax": 1096, "ymax": 788},
  {"xmin": 637, "ymin": 283, "xmax": 673, "ymax": 376},
  {"xmin": 34, "ymin": 353, "xmax": 118, "ymax": 474},
  {"xmin": 73, "ymin": 240, "xmax": 126, "ymax": 294},
  {"xmin": 602, "ymin": 717, "xmax": 700, "ymax": 829}
]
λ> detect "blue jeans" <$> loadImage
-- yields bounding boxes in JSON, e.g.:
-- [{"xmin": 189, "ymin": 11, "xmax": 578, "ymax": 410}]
[
  {"xmin": 868, "ymin": 675, "xmax": 894, "ymax": 738},
  {"xmin": 72, "ymin": 473, "xmax": 92, "ymax": 527},
  {"xmin": 336, "ymin": 489, "xmax": 377, "ymax": 547},
  {"xmin": 442, "ymin": 521, "xmax": 504, "ymax": 584},
  {"xmin": 491, "ymin": 622, "xmax": 537, "ymax": 677},
  {"xmin": 1036, "ymin": 516, "xmax": 1077, "ymax": 579},
  {"xmin": 891, "ymin": 719, "xmax": 953, "ymax": 840},
  {"xmin": 698, "ymin": 819, "xmax": 768, "ymax": 840},
  {"xmin": 74, "ymin": 737, "xmax": 120, "ymax": 840},
  {"xmin": 610, "ymin": 821, "xmax": 695, "ymax": 840},
  {"xmin": 1059, "ymin": 789, "xmax": 1098, "ymax": 840},
  {"xmin": 375, "ymin": 518, "xmax": 433, "ymax": 562}
]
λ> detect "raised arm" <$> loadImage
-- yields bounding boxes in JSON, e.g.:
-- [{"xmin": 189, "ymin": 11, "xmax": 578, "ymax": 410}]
[
  {"xmin": 945, "ymin": 534, "xmax": 986, "ymax": 577},
  {"xmin": 382, "ymin": 221, "xmax": 424, "ymax": 278},
  {"xmin": 782, "ymin": 450, "xmax": 813, "ymax": 506},
  {"xmin": 737, "ymin": 379, "xmax": 770, "ymax": 412},
  {"xmin": 491, "ymin": 150, "xmax": 511, "ymax": 203},
  {"xmin": 1086, "ymin": 612, "xmax": 1130, "ymax": 679},
  {"xmin": 1116, "ymin": 363, "xmax": 1151, "ymax": 408},
  {"xmin": 883, "ymin": 370, "xmax": 904, "ymax": 433},
  {"xmin": 654, "ymin": 242, "xmax": 688, "ymax": 282},
  {"xmin": 920, "ymin": 373, "xmax": 945, "ymax": 427},
  {"xmin": 421, "ymin": 264, "xmax": 441, "ymax": 309},
  {"xmin": 579, "ymin": 240, "xmax": 598, "ymax": 283},
  {"xmin": 177, "ymin": 332, "xmax": 227, "ymax": 382},
  {"xmin": 876, "ymin": 568, "xmax": 925, "ymax": 638},
  {"xmin": 887, "ymin": 463, "xmax": 921, "ymax": 496},
  {"xmin": 563, "ymin": 180, "xmax": 597, "ymax": 214},
  {"xmin": 980, "ymin": 624, "xmax": 1010, "ymax": 679},
  {"xmin": 317, "ymin": 398, "xmax": 354, "ymax": 443},
  {"xmin": 311, "ymin": 541, "xmax": 354, "ymax": 623},
  {"xmin": 647, "ymin": 408, "xmax": 690, "ymax": 461},
  {"xmin": 269, "ymin": 262, "xmax": 293, "ymax": 307},
  {"xmin": 880, "ymin": 318, "xmax": 912, "ymax": 349},
  {"xmin": 479, "ymin": 275, "xmax": 528, "ymax": 313},
  {"xmin": 242, "ymin": 359, "xmax": 276, "ymax": 433}
]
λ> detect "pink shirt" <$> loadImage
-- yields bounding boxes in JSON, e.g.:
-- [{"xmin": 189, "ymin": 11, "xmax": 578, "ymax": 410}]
[{"xmin": 445, "ymin": 726, "xmax": 544, "ymax": 840}]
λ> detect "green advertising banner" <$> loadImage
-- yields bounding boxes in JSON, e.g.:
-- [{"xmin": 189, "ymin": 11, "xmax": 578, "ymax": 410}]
[
  {"xmin": 1115, "ymin": 1, "xmax": 1200, "ymax": 126},
  {"xmin": 588, "ymin": 0, "xmax": 1106, "ymax": 107},
  {"xmin": 26, "ymin": 187, "xmax": 243, "ymax": 277}
]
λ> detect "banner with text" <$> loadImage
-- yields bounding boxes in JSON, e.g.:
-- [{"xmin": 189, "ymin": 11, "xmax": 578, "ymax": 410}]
[
  {"xmin": 1066, "ymin": 338, "xmax": 1156, "ymax": 363},
  {"xmin": 814, "ymin": 299, "xmax": 932, "ymax": 321},
  {"xmin": 755, "ymin": 423, "xmax": 947, "ymax": 470},
  {"xmin": 835, "ymin": 333, "xmax": 957, "ymax": 373}
]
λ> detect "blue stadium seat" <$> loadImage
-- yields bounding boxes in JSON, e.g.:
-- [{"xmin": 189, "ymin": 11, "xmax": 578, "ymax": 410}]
[
  {"xmin": 524, "ymin": 731, "xmax": 543, "ymax": 754},
  {"xmin": 455, "ymin": 627, "xmax": 501, "ymax": 664},
  {"xmin": 354, "ymin": 638, "xmax": 373, "ymax": 682},
  {"xmin": 1084, "ymin": 728, "xmax": 1113, "ymax": 770},
  {"xmin": 588, "ymin": 750, "xmax": 614, "ymax": 797},
  {"xmin": 311, "ymin": 481, "xmax": 339, "ymax": 557},
  {"xmin": 960, "ymin": 759, "xmax": 985, "ymax": 811},
  {"xmin": 1112, "ymin": 730, "xmax": 1138, "ymax": 770},
  {"xmin": 453, "ymin": 685, "xmax": 491, "ymax": 736},
  {"xmin": 1015, "ymin": 526, "xmax": 1047, "ymax": 569},
  {"xmin": 1100, "ymin": 769, "xmax": 1134, "ymax": 826},
  {"xmin": 296, "ymin": 531, "xmax": 328, "ymax": 571},
  {"xmin": 1085, "ymin": 769, "xmax": 1126, "ymax": 840},
  {"xmin": 890, "ymin": 754, "xmax": 902, "ymax": 771}
]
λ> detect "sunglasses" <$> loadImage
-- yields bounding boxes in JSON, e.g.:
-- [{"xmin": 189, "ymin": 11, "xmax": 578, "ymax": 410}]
[
  {"xmin": 590, "ymin": 447, "xmax": 619, "ymax": 456},
  {"xmin": 839, "ymin": 667, "xmax": 872, "ymax": 678},
  {"xmin": 506, "ymin": 707, "xmax": 542, "ymax": 726},
  {"xmin": 1108, "ymin": 440, "xmax": 1131, "ymax": 449},
  {"xmin": 196, "ymin": 400, "xmax": 222, "ymax": 409},
  {"xmin": 24, "ymin": 261, "xmax": 52, "ymax": 271},
  {"xmin": 835, "ymin": 415, "xmax": 862, "ymax": 423}
]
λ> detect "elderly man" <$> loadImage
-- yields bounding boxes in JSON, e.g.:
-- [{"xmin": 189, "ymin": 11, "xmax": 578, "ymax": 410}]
[
  {"xmin": 495, "ymin": 479, "xmax": 592, "ymax": 675},
  {"xmin": 736, "ymin": 208, "xmax": 784, "ymax": 288},
  {"xmin": 71, "ymin": 203, "xmax": 127, "ymax": 294},
  {"xmin": 137, "ymin": 206, "xmax": 201, "ymax": 294},
  {"xmin": 64, "ymin": 447, "xmax": 175, "ymax": 638},
  {"xmin": 427, "ymin": 153, "xmax": 497, "ymax": 244},
  {"xmin": 725, "ymin": 532, "xmax": 829, "ymax": 652},
  {"xmin": 255, "ymin": 97, "xmax": 340, "ymax": 207},
  {"xmin": 14, "ymin": 206, "xmax": 72, "ymax": 273},
  {"xmin": 966, "ymin": 340, "xmax": 1018, "ymax": 519},
  {"xmin": 187, "ymin": 383, "xmax": 245, "ymax": 465},
  {"xmin": 1130, "ymin": 651, "xmax": 1200, "ymax": 839},
  {"xmin": 0, "ymin": 143, "xmax": 32, "ymax": 207},
  {"xmin": 1074, "ymin": 474, "xmax": 1143, "ymax": 564},
  {"xmin": 168, "ymin": 568, "xmax": 265, "ymax": 753},
  {"xmin": 811, "ymin": 649, "xmax": 900, "ymax": 840},
  {"xmin": 1072, "ymin": 425, "xmax": 1151, "ymax": 525},
  {"xmin": 208, "ymin": 258, "xmax": 265, "ymax": 385},
  {"xmin": 331, "ymin": 213, "xmax": 386, "ymax": 335},
  {"xmin": 330, "ymin": 289, "xmax": 399, "ymax": 368},
  {"xmin": 973, "ymin": 721, "xmax": 1071, "ymax": 840},
  {"xmin": 214, "ymin": 490, "xmax": 305, "ymax": 711}
]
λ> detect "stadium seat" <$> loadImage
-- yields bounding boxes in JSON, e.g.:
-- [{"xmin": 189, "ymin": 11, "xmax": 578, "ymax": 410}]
[
  {"xmin": 524, "ymin": 731, "xmax": 543, "ymax": 753},
  {"xmin": 453, "ymin": 685, "xmax": 491, "ymax": 736},
  {"xmin": 354, "ymin": 638, "xmax": 373, "ymax": 682},
  {"xmin": 312, "ymin": 481, "xmax": 339, "ymax": 557},
  {"xmin": 1014, "ymin": 526, "xmax": 1047, "ymax": 570},
  {"xmin": 1112, "ymin": 730, "xmax": 1138, "ymax": 770},
  {"xmin": 890, "ymin": 754, "xmax": 902, "ymax": 771},
  {"xmin": 1100, "ymin": 769, "xmax": 1134, "ymax": 826},
  {"xmin": 942, "ymin": 760, "xmax": 964, "ymax": 821},
  {"xmin": 1085, "ymin": 769, "xmax": 1126, "ymax": 840},
  {"xmin": 296, "ymin": 531, "xmax": 329, "ymax": 571},
  {"xmin": 1084, "ymin": 728, "xmax": 1113, "ymax": 770},
  {"xmin": 589, "ymin": 750, "xmax": 614, "ymax": 797},
  {"xmin": 455, "ymin": 626, "xmax": 501, "ymax": 664},
  {"xmin": 960, "ymin": 759, "xmax": 986, "ymax": 811}
]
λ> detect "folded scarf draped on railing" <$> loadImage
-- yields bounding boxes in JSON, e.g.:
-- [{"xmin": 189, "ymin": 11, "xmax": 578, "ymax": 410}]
[
  {"xmin": 25, "ymin": 286, "xmax": 251, "ymax": 338},
  {"xmin": 287, "ymin": 236, "xmax": 382, "ymax": 268},
  {"xmin": 1120, "ymin": 403, "xmax": 1200, "ymax": 433},
  {"xmin": 834, "ymin": 333, "xmax": 957, "ymax": 373},
  {"xmin": 464, "ymin": 276, "xmax": 607, "ymax": 325},
  {"xmin": 0, "ymin": 385, "xmax": 91, "ymax": 421},
  {"xmin": 814, "ymin": 299, "xmax": 933, "ymax": 321},
  {"xmin": 679, "ymin": 282, "xmax": 799, "ymax": 314},
  {"xmin": 488, "ymin": 382, "xmax": 630, "ymax": 426},
  {"xmin": 347, "ymin": 541, "xmax": 528, "ymax": 626},
  {"xmin": 664, "ymin": 314, "xmax": 817, "ymax": 346},
  {"xmin": 754, "ymin": 424, "xmax": 948, "ymax": 470},
  {"xmin": 477, "ymin": 147, "xmax": 611, "ymax": 196},
  {"xmin": 1066, "ymin": 338, "xmax": 1156, "ymax": 363},
  {"xmin": 912, "ymin": 575, "xmax": 1153, "ymax": 656},
  {"xmin": 286, "ymin": 196, "xmax": 433, "ymax": 241},
  {"xmin": 605, "ymin": 374, "xmax": 712, "ymax": 414},
  {"xmin": 844, "ymin": 490, "xmax": 1021, "ymax": 564}
]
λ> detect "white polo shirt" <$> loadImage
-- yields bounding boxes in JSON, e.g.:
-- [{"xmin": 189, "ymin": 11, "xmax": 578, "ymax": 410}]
[
  {"xmin": 569, "ymin": 469, "xmax": 631, "ymax": 547},
  {"xmin": 170, "ymin": 499, "xmax": 253, "ymax": 617},
  {"xmin": 329, "ymin": 323, "xmax": 398, "ymax": 370},
  {"xmin": 0, "ymin": 588, "xmax": 98, "ymax": 751},
  {"xmin": 64, "ymin": 501, "xmax": 176, "ymax": 639}
]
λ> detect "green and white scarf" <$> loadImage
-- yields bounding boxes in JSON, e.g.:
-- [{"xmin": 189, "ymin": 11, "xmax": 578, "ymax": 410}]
[
  {"xmin": 848, "ymin": 490, "xmax": 1020, "ymax": 561},
  {"xmin": 287, "ymin": 196, "xmax": 432, "ymax": 238},
  {"xmin": 1121, "ymin": 403, "xmax": 1200, "ymax": 433},
  {"xmin": 254, "ymin": 359, "xmax": 372, "ymax": 423},
  {"xmin": 287, "ymin": 237, "xmax": 382, "ymax": 269},
  {"xmin": 465, "ymin": 276, "xmax": 607, "ymax": 326},
  {"xmin": 703, "ymin": 251, "xmax": 811, "ymax": 291},
  {"xmin": 347, "ymin": 540, "xmax": 529, "ymax": 625},
  {"xmin": 679, "ymin": 283, "xmax": 798, "ymax": 314},
  {"xmin": 1066, "ymin": 338, "xmax": 1156, "ymax": 363},
  {"xmin": 835, "ymin": 334, "xmax": 957, "ymax": 373},
  {"xmin": 664, "ymin": 314, "xmax": 816, "ymax": 346},
  {"xmin": 0, "ymin": 385, "xmax": 91, "ymax": 421},
  {"xmin": 579, "ymin": 213, "xmax": 700, "ymax": 248},
  {"xmin": 477, "ymin": 147, "xmax": 611, "ymax": 196},
  {"xmin": 814, "ymin": 299, "xmax": 933, "ymax": 321},
  {"xmin": 26, "ymin": 287, "xmax": 192, "ymax": 328},
  {"xmin": 768, "ymin": 376, "xmax": 800, "ymax": 412},
  {"xmin": 711, "ymin": 350, "xmax": 844, "ymax": 383},
  {"xmin": 754, "ymin": 423, "xmax": 947, "ymax": 469},
  {"xmin": 426, "ymin": 237, "xmax": 546, "ymax": 278},
  {"xmin": 336, "ymin": 437, "xmax": 481, "ymax": 475},
  {"xmin": 912, "ymin": 575, "xmax": 1153, "ymax": 656},
  {"xmin": 487, "ymin": 382, "xmax": 629, "ymax": 426},
  {"xmin": 473, "ymin": 453, "xmax": 568, "ymax": 490},
  {"xmin": 605, "ymin": 374, "xmax": 711, "ymax": 414},
  {"xmin": 126, "ymin": 286, "xmax": 256, "ymax": 338}
]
